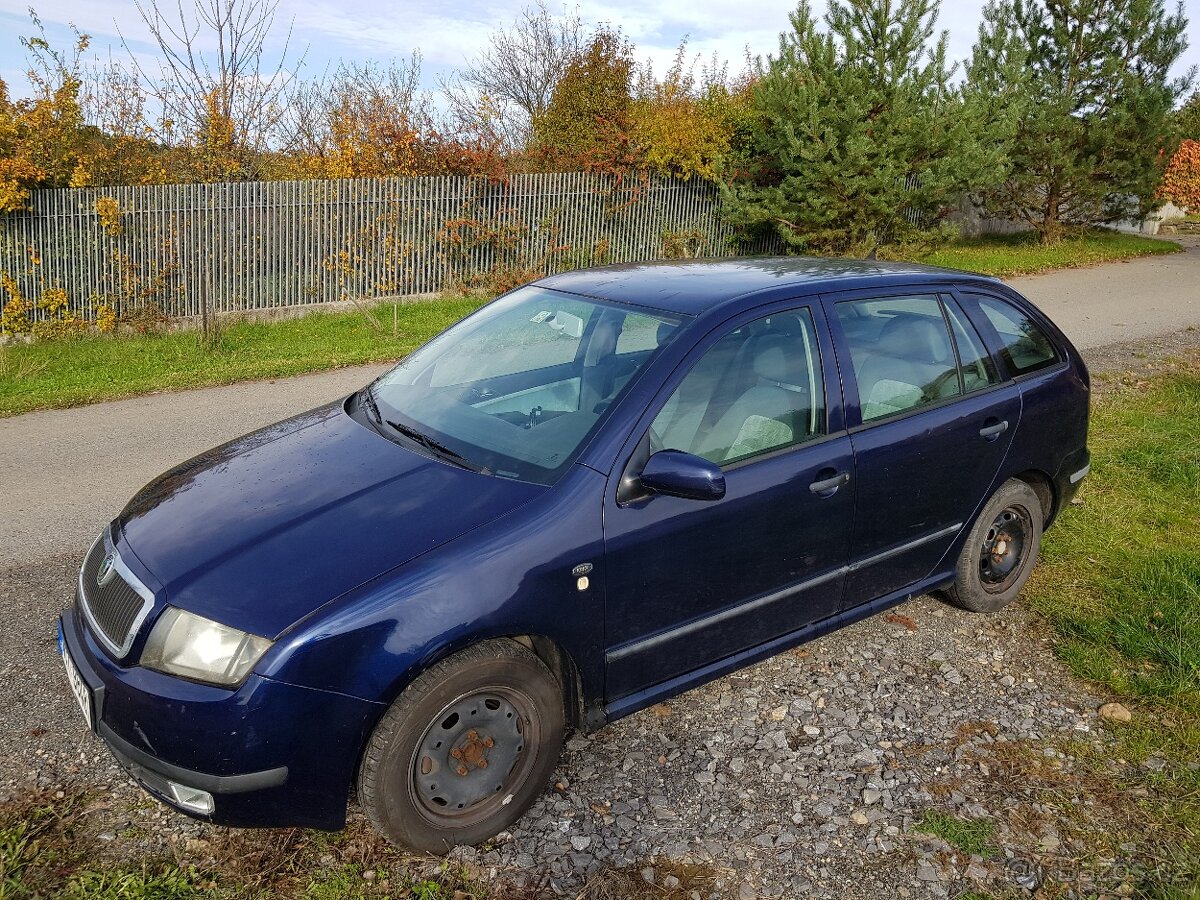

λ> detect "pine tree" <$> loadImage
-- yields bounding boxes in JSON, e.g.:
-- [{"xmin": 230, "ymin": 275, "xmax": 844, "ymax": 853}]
[
  {"xmin": 722, "ymin": 0, "xmax": 995, "ymax": 255},
  {"xmin": 968, "ymin": 0, "xmax": 1194, "ymax": 243}
]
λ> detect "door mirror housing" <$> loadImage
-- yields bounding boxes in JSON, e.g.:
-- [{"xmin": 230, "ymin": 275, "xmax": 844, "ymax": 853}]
[{"xmin": 640, "ymin": 450, "xmax": 726, "ymax": 502}]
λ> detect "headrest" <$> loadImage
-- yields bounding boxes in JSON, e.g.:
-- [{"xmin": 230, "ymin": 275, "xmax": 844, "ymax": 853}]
[
  {"xmin": 657, "ymin": 321, "xmax": 676, "ymax": 346},
  {"xmin": 877, "ymin": 315, "xmax": 951, "ymax": 365},
  {"xmin": 752, "ymin": 335, "xmax": 805, "ymax": 389}
]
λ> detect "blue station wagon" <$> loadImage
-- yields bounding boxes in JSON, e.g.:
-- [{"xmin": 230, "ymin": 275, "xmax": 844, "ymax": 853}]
[{"xmin": 58, "ymin": 258, "xmax": 1090, "ymax": 852}]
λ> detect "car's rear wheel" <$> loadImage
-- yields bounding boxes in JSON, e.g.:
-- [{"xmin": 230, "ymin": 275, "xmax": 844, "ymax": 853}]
[
  {"xmin": 357, "ymin": 640, "xmax": 564, "ymax": 853},
  {"xmin": 944, "ymin": 478, "xmax": 1044, "ymax": 613}
]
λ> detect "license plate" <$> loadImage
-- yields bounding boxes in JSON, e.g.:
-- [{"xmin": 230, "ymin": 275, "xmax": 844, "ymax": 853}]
[{"xmin": 60, "ymin": 633, "xmax": 93, "ymax": 731}]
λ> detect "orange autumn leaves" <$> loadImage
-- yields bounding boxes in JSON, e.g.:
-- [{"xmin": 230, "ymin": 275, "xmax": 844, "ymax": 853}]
[{"xmin": 1159, "ymin": 140, "xmax": 1200, "ymax": 212}]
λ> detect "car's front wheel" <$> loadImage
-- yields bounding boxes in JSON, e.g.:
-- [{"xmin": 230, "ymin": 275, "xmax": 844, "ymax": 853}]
[
  {"xmin": 357, "ymin": 639, "xmax": 564, "ymax": 853},
  {"xmin": 944, "ymin": 478, "xmax": 1045, "ymax": 613}
]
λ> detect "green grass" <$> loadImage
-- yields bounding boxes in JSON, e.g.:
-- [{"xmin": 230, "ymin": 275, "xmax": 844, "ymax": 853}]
[
  {"xmin": 1027, "ymin": 363, "xmax": 1200, "ymax": 708},
  {"xmin": 0, "ymin": 296, "xmax": 486, "ymax": 418},
  {"xmin": 62, "ymin": 867, "xmax": 202, "ymax": 899},
  {"xmin": 0, "ymin": 788, "xmax": 480, "ymax": 899},
  {"xmin": 913, "ymin": 810, "xmax": 998, "ymax": 857},
  {"xmin": 888, "ymin": 229, "xmax": 1180, "ymax": 278},
  {"xmin": 1022, "ymin": 355, "xmax": 1200, "ymax": 891}
]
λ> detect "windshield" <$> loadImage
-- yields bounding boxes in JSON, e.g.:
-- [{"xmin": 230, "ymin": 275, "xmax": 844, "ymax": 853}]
[{"xmin": 370, "ymin": 286, "xmax": 684, "ymax": 484}]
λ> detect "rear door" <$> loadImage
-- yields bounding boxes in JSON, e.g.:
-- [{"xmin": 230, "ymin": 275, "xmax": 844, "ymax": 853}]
[{"xmin": 825, "ymin": 288, "xmax": 1021, "ymax": 606}]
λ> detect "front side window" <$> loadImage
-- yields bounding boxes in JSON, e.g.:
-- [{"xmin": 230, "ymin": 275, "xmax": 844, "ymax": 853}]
[
  {"xmin": 970, "ymin": 294, "xmax": 1059, "ymax": 376},
  {"xmin": 650, "ymin": 308, "xmax": 825, "ymax": 466},
  {"xmin": 836, "ymin": 295, "xmax": 962, "ymax": 422},
  {"xmin": 372, "ymin": 287, "xmax": 682, "ymax": 484}
]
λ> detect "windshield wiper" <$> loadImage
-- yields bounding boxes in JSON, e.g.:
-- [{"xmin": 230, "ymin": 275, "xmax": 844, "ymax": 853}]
[
  {"xmin": 385, "ymin": 419, "xmax": 489, "ymax": 475},
  {"xmin": 360, "ymin": 387, "xmax": 383, "ymax": 424}
]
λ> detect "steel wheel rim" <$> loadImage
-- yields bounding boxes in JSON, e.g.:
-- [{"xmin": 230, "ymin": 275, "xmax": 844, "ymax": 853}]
[
  {"xmin": 978, "ymin": 504, "xmax": 1032, "ymax": 593},
  {"xmin": 408, "ymin": 685, "xmax": 541, "ymax": 828}
]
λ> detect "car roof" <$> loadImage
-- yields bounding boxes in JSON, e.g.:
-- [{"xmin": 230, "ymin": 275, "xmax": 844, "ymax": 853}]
[{"xmin": 536, "ymin": 256, "xmax": 996, "ymax": 316}]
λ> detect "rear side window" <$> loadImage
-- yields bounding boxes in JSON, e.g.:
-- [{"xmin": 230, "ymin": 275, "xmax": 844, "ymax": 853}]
[
  {"xmin": 835, "ymin": 295, "xmax": 962, "ymax": 422},
  {"xmin": 943, "ymin": 300, "xmax": 1000, "ymax": 393},
  {"xmin": 971, "ymin": 295, "xmax": 1059, "ymax": 376}
]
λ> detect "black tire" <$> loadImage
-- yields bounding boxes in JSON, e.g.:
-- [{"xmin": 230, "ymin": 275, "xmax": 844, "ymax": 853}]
[
  {"xmin": 357, "ymin": 639, "xmax": 564, "ymax": 854},
  {"xmin": 943, "ymin": 479, "xmax": 1045, "ymax": 613}
]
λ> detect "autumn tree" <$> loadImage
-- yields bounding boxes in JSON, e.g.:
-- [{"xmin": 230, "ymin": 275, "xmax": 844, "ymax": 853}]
[
  {"xmin": 968, "ymin": 0, "xmax": 1193, "ymax": 243},
  {"xmin": 0, "ymin": 80, "xmax": 44, "ymax": 213},
  {"xmin": 275, "ymin": 56, "xmax": 442, "ymax": 179},
  {"xmin": 724, "ymin": 0, "xmax": 994, "ymax": 255},
  {"xmin": 75, "ymin": 60, "xmax": 175, "ymax": 186},
  {"xmin": 628, "ymin": 42, "xmax": 755, "ymax": 181},
  {"xmin": 1159, "ymin": 139, "xmax": 1200, "ymax": 210},
  {"xmin": 0, "ymin": 15, "xmax": 94, "ymax": 210},
  {"xmin": 443, "ymin": 2, "xmax": 586, "ymax": 151},
  {"xmin": 126, "ymin": 0, "xmax": 305, "ymax": 180},
  {"xmin": 531, "ymin": 27, "xmax": 636, "ymax": 170}
]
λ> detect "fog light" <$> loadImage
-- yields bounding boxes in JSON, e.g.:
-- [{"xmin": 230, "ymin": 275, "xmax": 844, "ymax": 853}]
[{"xmin": 167, "ymin": 781, "xmax": 214, "ymax": 815}]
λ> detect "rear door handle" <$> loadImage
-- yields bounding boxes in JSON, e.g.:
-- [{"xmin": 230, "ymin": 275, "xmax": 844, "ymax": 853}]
[
  {"xmin": 809, "ymin": 471, "xmax": 850, "ymax": 495},
  {"xmin": 979, "ymin": 420, "xmax": 1009, "ymax": 440}
]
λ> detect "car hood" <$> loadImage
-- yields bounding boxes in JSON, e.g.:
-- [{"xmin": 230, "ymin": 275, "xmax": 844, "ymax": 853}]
[{"xmin": 116, "ymin": 400, "xmax": 543, "ymax": 639}]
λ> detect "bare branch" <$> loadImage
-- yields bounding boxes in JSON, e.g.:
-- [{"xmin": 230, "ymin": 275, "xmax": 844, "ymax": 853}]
[
  {"xmin": 120, "ymin": 0, "xmax": 307, "ymax": 165},
  {"xmin": 442, "ymin": 1, "xmax": 586, "ymax": 149}
]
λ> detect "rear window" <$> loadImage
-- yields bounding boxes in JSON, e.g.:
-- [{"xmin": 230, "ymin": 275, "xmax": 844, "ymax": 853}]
[{"xmin": 970, "ymin": 295, "xmax": 1059, "ymax": 376}]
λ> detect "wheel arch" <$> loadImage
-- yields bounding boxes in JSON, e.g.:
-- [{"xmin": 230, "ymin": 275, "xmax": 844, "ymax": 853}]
[
  {"xmin": 509, "ymin": 635, "xmax": 587, "ymax": 733},
  {"xmin": 1010, "ymin": 468, "xmax": 1056, "ymax": 526},
  {"xmin": 356, "ymin": 632, "xmax": 588, "ymax": 782},
  {"xmin": 407, "ymin": 633, "xmax": 586, "ymax": 731}
]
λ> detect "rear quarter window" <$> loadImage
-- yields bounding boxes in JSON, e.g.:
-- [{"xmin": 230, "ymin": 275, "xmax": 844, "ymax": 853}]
[{"xmin": 968, "ymin": 294, "xmax": 1059, "ymax": 376}]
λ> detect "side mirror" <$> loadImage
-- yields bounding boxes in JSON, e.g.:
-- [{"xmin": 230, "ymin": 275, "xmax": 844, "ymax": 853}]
[{"xmin": 639, "ymin": 450, "xmax": 726, "ymax": 502}]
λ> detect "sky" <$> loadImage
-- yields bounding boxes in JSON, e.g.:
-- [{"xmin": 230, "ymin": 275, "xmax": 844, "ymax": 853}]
[{"xmin": 1, "ymin": 0, "xmax": 1198, "ymax": 107}]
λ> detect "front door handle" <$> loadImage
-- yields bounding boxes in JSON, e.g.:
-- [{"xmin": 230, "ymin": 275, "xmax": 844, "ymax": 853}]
[
  {"xmin": 979, "ymin": 420, "xmax": 1009, "ymax": 441},
  {"xmin": 809, "ymin": 471, "xmax": 850, "ymax": 495}
]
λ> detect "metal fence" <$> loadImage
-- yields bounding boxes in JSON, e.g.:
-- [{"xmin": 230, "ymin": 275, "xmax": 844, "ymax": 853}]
[{"xmin": 0, "ymin": 173, "xmax": 782, "ymax": 321}]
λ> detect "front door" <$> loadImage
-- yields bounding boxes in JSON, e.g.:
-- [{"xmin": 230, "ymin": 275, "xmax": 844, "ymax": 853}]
[
  {"xmin": 827, "ymin": 290, "xmax": 1020, "ymax": 605},
  {"xmin": 602, "ymin": 304, "xmax": 855, "ymax": 702}
]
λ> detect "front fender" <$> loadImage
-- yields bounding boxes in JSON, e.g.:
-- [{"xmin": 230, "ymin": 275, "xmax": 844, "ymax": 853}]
[{"xmin": 258, "ymin": 464, "xmax": 608, "ymax": 711}]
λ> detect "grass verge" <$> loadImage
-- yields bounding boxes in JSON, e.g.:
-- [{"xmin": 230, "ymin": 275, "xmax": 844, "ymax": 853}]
[
  {"xmin": 0, "ymin": 229, "xmax": 1183, "ymax": 418},
  {"xmin": 0, "ymin": 296, "xmax": 486, "ymax": 418},
  {"xmin": 1022, "ymin": 350, "xmax": 1200, "ymax": 893},
  {"xmin": 887, "ymin": 228, "xmax": 1180, "ymax": 278},
  {"xmin": 0, "ymin": 784, "xmax": 729, "ymax": 898},
  {"xmin": 0, "ymin": 788, "xmax": 489, "ymax": 899}
]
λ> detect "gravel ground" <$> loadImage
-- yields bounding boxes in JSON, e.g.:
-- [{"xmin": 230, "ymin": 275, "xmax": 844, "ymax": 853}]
[{"xmin": 3, "ymin": 330, "xmax": 1198, "ymax": 898}]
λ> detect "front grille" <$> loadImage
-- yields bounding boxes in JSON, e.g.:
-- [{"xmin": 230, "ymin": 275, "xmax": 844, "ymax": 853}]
[{"xmin": 78, "ymin": 533, "xmax": 151, "ymax": 656}]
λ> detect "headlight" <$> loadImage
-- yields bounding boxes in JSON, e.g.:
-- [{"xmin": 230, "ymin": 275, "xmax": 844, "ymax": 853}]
[{"xmin": 141, "ymin": 608, "xmax": 272, "ymax": 687}]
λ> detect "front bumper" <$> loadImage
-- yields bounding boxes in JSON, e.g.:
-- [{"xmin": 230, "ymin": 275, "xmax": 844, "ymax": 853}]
[{"xmin": 59, "ymin": 605, "xmax": 383, "ymax": 830}]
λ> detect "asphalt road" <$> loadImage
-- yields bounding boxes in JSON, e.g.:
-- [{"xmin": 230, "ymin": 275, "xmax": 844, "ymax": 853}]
[
  {"xmin": 1008, "ymin": 235, "xmax": 1200, "ymax": 347},
  {"xmin": 2, "ymin": 236, "xmax": 1197, "ymax": 565}
]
